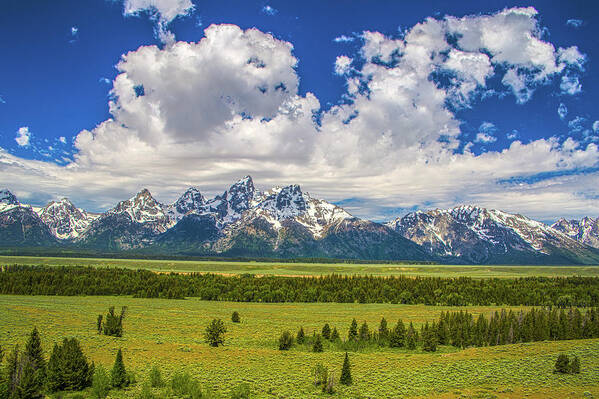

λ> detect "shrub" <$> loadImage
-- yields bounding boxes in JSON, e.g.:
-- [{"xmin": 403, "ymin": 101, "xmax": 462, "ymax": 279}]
[
  {"xmin": 102, "ymin": 306, "xmax": 126, "ymax": 337},
  {"xmin": 149, "ymin": 365, "xmax": 164, "ymax": 388},
  {"xmin": 330, "ymin": 327, "xmax": 340, "ymax": 341},
  {"xmin": 570, "ymin": 356, "xmax": 581, "ymax": 374},
  {"xmin": 170, "ymin": 372, "xmax": 192, "ymax": 396},
  {"xmin": 137, "ymin": 381, "xmax": 155, "ymax": 399},
  {"xmin": 230, "ymin": 383, "xmax": 251, "ymax": 399},
  {"xmin": 554, "ymin": 354, "xmax": 570, "ymax": 374},
  {"xmin": 278, "ymin": 331, "xmax": 294, "ymax": 351},
  {"xmin": 312, "ymin": 363, "xmax": 328, "ymax": 387},
  {"xmin": 322, "ymin": 324, "xmax": 331, "ymax": 340},
  {"xmin": 91, "ymin": 365, "xmax": 111, "ymax": 399},
  {"xmin": 232, "ymin": 311, "xmax": 240, "ymax": 323},
  {"xmin": 204, "ymin": 319, "xmax": 227, "ymax": 347},
  {"xmin": 296, "ymin": 327, "xmax": 305, "ymax": 344}
]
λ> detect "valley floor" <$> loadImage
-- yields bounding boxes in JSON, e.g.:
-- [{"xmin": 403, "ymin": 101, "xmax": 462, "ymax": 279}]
[{"xmin": 1, "ymin": 295, "xmax": 598, "ymax": 398}]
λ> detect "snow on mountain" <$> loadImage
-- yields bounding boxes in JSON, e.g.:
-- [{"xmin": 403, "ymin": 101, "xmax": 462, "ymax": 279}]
[
  {"xmin": 166, "ymin": 187, "xmax": 207, "ymax": 224},
  {"xmin": 387, "ymin": 205, "xmax": 594, "ymax": 263},
  {"xmin": 237, "ymin": 184, "xmax": 352, "ymax": 238},
  {"xmin": 552, "ymin": 217, "xmax": 599, "ymax": 249},
  {"xmin": 108, "ymin": 188, "xmax": 170, "ymax": 233},
  {"xmin": 38, "ymin": 198, "xmax": 99, "ymax": 239},
  {"xmin": 0, "ymin": 189, "xmax": 20, "ymax": 213}
]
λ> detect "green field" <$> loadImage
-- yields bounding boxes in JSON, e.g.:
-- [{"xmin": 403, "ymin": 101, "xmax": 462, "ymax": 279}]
[
  {"xmin": 2, "ymin": 255, "xmax": 599, "ymax": 278},
  {"xmin": 1, "ymin": 295, "xmax": 598, "ymax": 398}
]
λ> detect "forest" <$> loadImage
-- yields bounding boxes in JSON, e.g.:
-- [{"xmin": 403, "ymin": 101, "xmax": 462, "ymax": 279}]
[{"xmin": 1, "ymin": 265, "xmax": 598, "ymax": 306}]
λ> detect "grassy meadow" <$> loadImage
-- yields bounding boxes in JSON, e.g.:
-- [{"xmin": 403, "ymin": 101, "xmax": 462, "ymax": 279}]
[
  {"xmin": 1, "ymin": 295, "xmax": 598, "ymax": 398},
  {"xmin": 1, "ymin": 255, "xmax": 599, "ymax": 278}
]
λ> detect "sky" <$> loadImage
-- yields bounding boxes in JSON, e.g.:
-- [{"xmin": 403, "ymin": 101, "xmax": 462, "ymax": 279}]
[{"xmin": 1, "ymin": 0, "xmax": 599, "ymax": 223}]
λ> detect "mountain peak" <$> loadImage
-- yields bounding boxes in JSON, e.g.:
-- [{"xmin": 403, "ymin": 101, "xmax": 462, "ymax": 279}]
[
  {"xmin": 0, "ymin": 189, "xmax": 19, "ymax": 205},
  {"xmin": 172, "ymin": 187, "xmax": 206, "ymax": 216}
]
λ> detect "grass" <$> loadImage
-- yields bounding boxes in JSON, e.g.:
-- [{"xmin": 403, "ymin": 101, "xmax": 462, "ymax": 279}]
[
  {"xmin": 1, "ymin": 255, "xmax": 599, "ymax": 278},
  {"xmin": 1, "ymin": 295, "xmax": 598, "ymax": 398}
]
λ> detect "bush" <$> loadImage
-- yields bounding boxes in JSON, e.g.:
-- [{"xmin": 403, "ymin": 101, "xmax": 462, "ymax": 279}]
[
  {"xmin": 101, "ymin": 306, "xmax": 126, "ymax": 337},
  {"xmin": 204, "ymin": 319, "xmax": 227, "ymax": 347},
  {"xmin": 312, "ymin": 334, "xmax": 323, "ymax": 353},
  {"xmin": 312, "ymin": 363, "xmax": 328, "ymax": 387},
  {"xmin": 137, "ymin": 381, "xmax": 155, "ymax": 399},
  {"xmin": 232, "ymin": 311, "xmax": 240, "ymax": 323},
  {"xmin": 554, "ymin": 354, "xmax": 570, "ymax": 374},
  {"xmin": 91, "ymin": 365, "xmax": 111, "ymax": 399},
  {"xmin": 296, "ymin": 327, "xmax": 305, "ymax": 344},
  {"xmin": 278, "ymin": 331, "xmax": 294, "ymax": 351},
  {"xmin": 170, "ymin": 372, "xmax": 192, "ymax": 396},
  {"xmin": 322, "ymin": 324, "xmax": 331, "ymax": 340},
  {"xmin": 570, "ymin": 355, "xmax": 581, "ymax": 374},
  {"xmin": 230, "ymin": 382, "xmax": 251, "ymax": 399},
  {"xmin": 149, "ymin": 365, "xmax": 164, "ymax": 388}
]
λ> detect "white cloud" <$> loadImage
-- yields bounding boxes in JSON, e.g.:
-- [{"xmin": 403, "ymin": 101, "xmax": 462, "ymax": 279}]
[
  {"xmin": 593, "ymin": 121, "xmax": 599, "ymax": 133},
  {"xmin": 261, "ymin": 5, "xmax": 277, "ymax": 16},
  {"xmin": 334, "ymin": 35, "xmax": 354, "ymax": 43},
  {"xmin": 59, "ymin": 136, "xmax": 67, "ymax": 144},
  {"xmin": 502, "ymin": 68, "xmax": 532, "ymax": 104},
  {"xmin": 475, "ymin": 132, "xmax": 497, "ymax": 143},
  {"xmin": 558, "ymin": 103, "xmax": 568, "ymax": 120},
  {"xmin": 0, "ymin": 95, "xmax": 5, "ymax": 104},
  {"xmin": 71, "ymin": 26, "xmax": 78, "ymax": 35},
  {"xmin": 568, "ymin": 116, "xmax": 586, "ymax": 133},
  {"xmin": 15, "ymin": 127, "xmax": 31, "ymax": 147},
  {"xmin": 557, "ymin": 46, "xmax": 586, "ymax": 70},
  {"xmin": 560, "ymin": 75, "xmax": 582, "ymax": 95},
  {"xmin": 507, "ymin": 130, "xmax": 519, "ymax": 140},
  {"xmin": 2, "ymin": 11, "xmax": 599, "ymax": 221},
  {"xmin": 334, "ymin": 56, "xmax": 352, "ymax": 75},
  {"xmin": 566, "ymin": 19, "xmax": 583, "ymax": 28},
  {"xmin": 123, "ymin": 0, "xmax": 194, "ymax": 44}
]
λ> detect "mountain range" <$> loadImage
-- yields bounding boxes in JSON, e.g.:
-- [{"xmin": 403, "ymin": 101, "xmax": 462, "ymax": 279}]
[{"xmin": 1, "ymin": 177, "xmax": 599, "ymax": 264}]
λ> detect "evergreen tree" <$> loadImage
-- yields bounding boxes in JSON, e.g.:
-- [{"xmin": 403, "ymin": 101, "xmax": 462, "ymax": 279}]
[
  {"xmin": 422, "ymin": 323, "xmax": 437, "ymax": 352},
  {"xmin": 231, "ymin": 311, "xmax": 240, "ymax": 323},
  {"xmin": 554, "ymin": 354, "xmax": 570, "ymax": 374},
  {"xmin": 23, "ymin": 327, "xmax": 45, "ymax": 395},
  {"xmin": 296, "ymin": 327, "xmax": 305, "ymax": 344},
  {"xmin": 278, "ymin": 331, "xmax": 294, "ymax": 351},
  {"xmin": 5, "ymin": 345, "xmax": 19, "ymax": 397},
  {"xmin": 111, "ymin": 349, "xmax": 128, "ymax": 389},
  {"xmin": 91, "ymin": 365, "xmax": 111, "ymax": 399},
  {"xmin": 15, "ymin": 354, "xmax": 43, "ymax": 399},
  {"xmin": 204, "ymin": 319, "xmax": 227, "ymax": 347},
  {"xmin": 46, "ymin": 343, "xmax": 62, "ymax": 393},
  {"xmin": 322, "ymin": 324, "xmax": 331, "ymax": 340},
  {"xmin": 569, "ymin": 356, "xmax": 581, "ymax": 374},
  {"xmin": 96, "ymin": 315, "xmax": 103, "ymax": 334},
  {"xmin": 389, "ymin": 319, "xmax": 406, "ymax": 348},
  {"xmin": 312, "ymin": 334, "xmax": 323, "ymax": 353},
  {"xmin": 46, "ymin": 338, "xmax": 93, "ymax": 392},
  {"xmin": 340, "ymin": 352, "xmax": 352, "ymax": 386},
  {"xmin": 406, "ymin": 322, "xmax": 417, "ymax": 350},
  {"xmin": 358, "ymin": 321, "xmax": 370, "ymax": 341},
  {"xmin": 378, "ymin": 317, "xmax": 389, "ymax": 341},
  {"xmin": 348, "ymin": 319, "xmax": 358, "ymax": 341},
  {"xmin": 103, "ymin": 307, "xmax": 126, "ymax": 337},
  {"xmin": 330, "ymin": 327, "xmax": 340, "ymax": 341}
]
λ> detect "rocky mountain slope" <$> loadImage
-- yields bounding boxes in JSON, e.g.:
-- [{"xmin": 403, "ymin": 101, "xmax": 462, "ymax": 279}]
[
  {"xmin": 386, "ymin": 206, "xmax": 599, "ymax": 264},
  {"xmin": 37, "ymin": 198, "xmax": 99, "ymax": 240},
  {"xmin": 552, "ymin": 217, "xmax": 599, "ymax": 249},
  {"xmin": 0, "ymin": 189, "xmax": 57, "ymax": 247}
]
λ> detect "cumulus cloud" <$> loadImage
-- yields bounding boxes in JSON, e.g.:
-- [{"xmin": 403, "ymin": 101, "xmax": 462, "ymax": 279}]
[
  {"xmin": 15, "ymin": 127, "xmax": 31, "ymax": 147},
  {"xmin": 123, "ymin": 0, "xmax": 195, "ymax": 44},
  {"xmin": 558, "ymin": 103, "xmax": 568, "ymax": 120},
  {"xmin": 2, "ymin": 10, "xmax": 599, "ymax": 221},
  {"xmin": 594, "ymin": 121, "xmax": 599, "ymax": 133},
  {"xmin": 560, "ymin": 75, "xmax": 582, "ymax": 95},
  {"xmin": 334, "ymin": 56, "xmax": 352, "ymax": 75},
  {"xmin": 261, "ymin": 5, "xmax": 277, "ymax": 16},
  {"xmin": 59, "ymin": 136, "xmax": 67, "ymax": 144},
  {"xmin": 475, "ymin": 133, "xmax": 497, "ymax": 144}
]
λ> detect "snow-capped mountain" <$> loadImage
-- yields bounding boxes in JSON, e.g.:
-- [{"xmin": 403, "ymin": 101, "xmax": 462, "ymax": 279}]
[
  {"xmin": 0, "ymin": 189, "xmax": 20, "ymax": 213},
  {"xmin": 37, "ymin": 198, "xmax": 99, "ymax": 240},
  {"xmin": 0, "ymin": 189, "xmax": 57, "ymax": 246},
  {"xmin": 552, "ymin": 217, "xmax": 599, "ymax": 249},
  {"xmin": 387, "ymin": 205, "xmax": 599, "ymax": 264}
]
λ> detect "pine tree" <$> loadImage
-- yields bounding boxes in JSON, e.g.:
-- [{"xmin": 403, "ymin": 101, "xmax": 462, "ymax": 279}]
[
  {"xmin": 378, "ymin": 317, "xmax": 389, "ymax": 341},
  {"xmin": 348, "ymin": 319, "xmax": 358, "ymax": 341},
  {"xmin": 278, "ymin": 331, "xmax": 294, "ymax": 351},
  {"xmin": 103, "ymin": 306, "xmax": 126, "ymax": 337},
  {"xmin": 569, "ymin": 355, "xmax": 581, "ymax": 374},
  {"xmin": 97, "ymin": 315, "xmax": 103, "ymax": 334},
  {"xmin": 23, "ymin": 327, "xmax": 46, "ymax": 395},
  {"xmin": 422, "ymin": 323, "xmax": 437, "ymax": 352},
  {"xmin": 296, "ymin": 327, "xmax": 305, "ymax": 344},
  {"xmin": 340, "ymin": 352, "xmax": 352, "ymax": 386},
  {"xmin": 406, "ymin": 322, "xmax": 417, "ymax": 350},
  {"xmin": 389, "ymin": 319, "xmax": 406, "ymax": 348},
  {"xmin": 312, "ymin": 334, "xmax": 323, "ymax": 353},
  {"xmin": 322, "ymin": 324, "xmax": 331, "ymax": 340},
  {"xmin": 111, "ymin": 349, "xmax": 128, "ymax": 388},
  {"xmin": 5, "ymin": 345, "xmax": 19, "ymax": 396},
  {"xmin": 231, "ymin": 311, "xmax": 240, "ymax": 323},
  {"xmin": 46, "ymin": 343, "xmax": 62, "ymax": 392},
  {"xmin": 15, "ymin": 354, "xmax": 43, "ymax": 399},
  {"xmin": 358, "ymin": 321, "xmax": 370, "ymax": 341},
  {"xmin": 204, "ymin": 319, "xmax": 227, "ymax": 347},
  {"xmin": 330, "ymin": 327, "xmax": 340, "ymax": 341}
]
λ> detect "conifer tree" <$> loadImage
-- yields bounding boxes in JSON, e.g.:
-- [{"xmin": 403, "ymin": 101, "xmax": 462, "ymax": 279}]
[
  {"xmin": 23, "ymin": 327, "xmax": 46, "ymax": 394},
  {"xmin": 204, "ymin": 319, "xmax": 227, "ymax": 347},
  {"xmin": 554, "ymin": 354, "xmax": 570, "ymax": 374},
  {"xmin": 231, "ymin": 311, "xmax": 240, "ymax": 323},
  {"xmin": 340, "ymin": 352, "xmax": 352, "ymax": 386},
  {"xmin": 312, "ymin": 334, "xmax": 323, "ymax": 353},
  {"xmin": 358, "ymin": 322, "xmax": 370, "ymax": 341},
  {"xmin": 91, "ymin": 365, "xmax": 111, "ymax": 399},
  {"xmin": 389, "ymin": 319, "xmax": 406, "ymax": 348},
  {"xmin": 278, "ymin": 331, "xmax": 294, "ymax": 351},
  {"xmin": 570, "ymin": 355, "xmax": 580, "ymax": 374},
  {"xmin": 422, "ymin": 323, "xmax": 437, "ymax": 352},
  {"xmin": 46, "ymin": 338, "xmax": 93, "ymax": 392},
  {"xmin": 111, "ymin": 349, "xmax": 128, "ymax": 388},
  {"xmin": 330, "ymin": 327, "xmax": 340, "ymax": 341},
  {"xmin": 322, "ymin": 324, "xmax": 331, "ymax": 340},
  {"xmin": 15, "ymin": 354, "xmax": 43, "ymax": 399},
  {"xmin": 5, "ymin": 345, "xmax": 19, "ymax": 396},
  {"xmin": 296, "ymin": 327, "xmax": 305, "ymax": 344},
  {"xmin": 348, "ymin": 319, "xmax": 358, "ymax": 341},
  {"xmin": 97, "ymin": 315, "xmax": 103, "ymax": 334},
  {"xmin": 406, "ymin": 322, "xmax": 417, "ymax": 350},
  {"xmin": 378, "ymin": 317, "xmax": 389, "ymax": 341}
]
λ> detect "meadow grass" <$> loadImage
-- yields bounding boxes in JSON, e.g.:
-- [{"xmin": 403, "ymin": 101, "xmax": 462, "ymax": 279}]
[
  {"xmin": 1, "ymin": 295, "xmax": 598, "ymax": 398},
  {"xmin": 1, "ymin": 255, "xmax": 599, "ymax": 278}
]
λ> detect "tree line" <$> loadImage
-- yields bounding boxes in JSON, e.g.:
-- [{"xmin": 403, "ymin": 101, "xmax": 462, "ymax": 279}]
[
  {"xmin": 1, "ymin": 265, "xmax": 598, "ymax": 306},
  {"xmin": 279, "ymin": 307, "xmax": 599, "ymax": 353}
]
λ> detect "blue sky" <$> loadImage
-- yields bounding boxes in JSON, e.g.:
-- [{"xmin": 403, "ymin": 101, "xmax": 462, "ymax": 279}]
[{"xmin": 1, "ymin": 0, "xmax": 598, "ymax": 222}]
